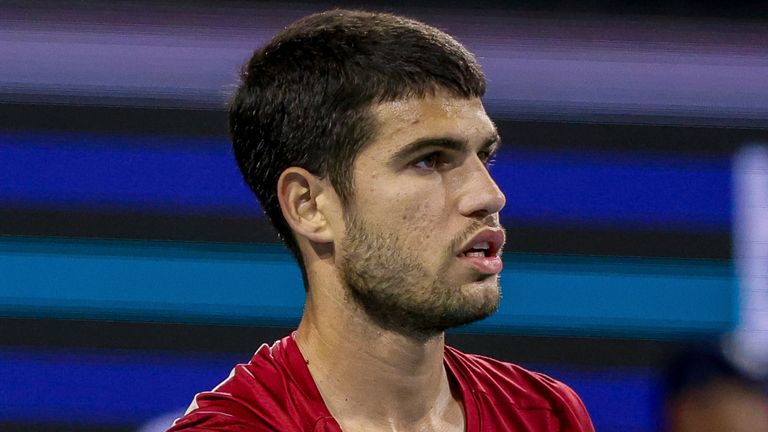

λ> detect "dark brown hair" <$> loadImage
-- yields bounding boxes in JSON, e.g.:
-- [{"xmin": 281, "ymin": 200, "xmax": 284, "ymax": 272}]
[{"xmin": 230, "ymin": 9, "xmax": 486, "ymax": 278}]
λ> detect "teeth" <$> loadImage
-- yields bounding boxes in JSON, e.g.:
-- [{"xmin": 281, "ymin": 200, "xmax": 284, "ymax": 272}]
[{"xmin": 459, "ymin": 241, "xmax": 493, "ymax": 257}]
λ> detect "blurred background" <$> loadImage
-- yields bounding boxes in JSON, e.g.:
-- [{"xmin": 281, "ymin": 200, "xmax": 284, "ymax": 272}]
[{"xmin": 1, "ymin": 0, "xmax": 767, "ymax": 431}]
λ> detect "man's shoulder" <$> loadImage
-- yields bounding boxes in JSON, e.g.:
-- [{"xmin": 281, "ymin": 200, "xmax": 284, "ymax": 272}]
[
  {"xmin": 168, "ymin": 336, "xmax": 336, "ymax": 432},
  {"xmin": 446, "ymin": 345, "xmax": 571, "ymax": 402},
  {"xmin": 445, "ymin": 345, "xmax": 594, "ymax": 431}
]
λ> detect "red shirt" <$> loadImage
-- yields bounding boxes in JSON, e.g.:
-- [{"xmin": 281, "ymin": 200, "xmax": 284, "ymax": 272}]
[{"xmin": 168, "ymin": 334, "xmax": 594, "ymax": 431}]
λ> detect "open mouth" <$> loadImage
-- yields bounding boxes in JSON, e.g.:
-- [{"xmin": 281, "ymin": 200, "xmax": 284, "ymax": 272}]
[
  {"xmin": 457, "ymin": 229, "xmax": 504, "ymax": 259},
  {"xmin": 459, "ymin": 241, "xmax": 496, "ymax": 258},
  {"xmin": 457, "ymin": 230, "xmax": 504, "ymax": 274}
]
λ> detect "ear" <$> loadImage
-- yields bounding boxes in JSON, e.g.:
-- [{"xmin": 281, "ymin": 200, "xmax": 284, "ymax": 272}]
[{"xmin": 277, "ymin": 167, "xmax": 339, "ymax": 244}]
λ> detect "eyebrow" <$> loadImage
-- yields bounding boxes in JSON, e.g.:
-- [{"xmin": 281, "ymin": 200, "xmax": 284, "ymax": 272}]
[{"xmin": 389, "ymin": 133, "xmax": 501, "ymax": 164}]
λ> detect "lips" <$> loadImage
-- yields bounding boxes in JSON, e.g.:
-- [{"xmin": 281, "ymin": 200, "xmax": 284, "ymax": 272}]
[
  {"xmin": 457, "ymin": 229, "xmax": 505, "ymax": 274},
  {"xmin": 457, "ymin": 229, "xmax": 504, "ymax": 258}
]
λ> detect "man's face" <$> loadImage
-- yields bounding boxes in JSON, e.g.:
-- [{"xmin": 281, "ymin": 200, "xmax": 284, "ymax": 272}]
[{"xmin": 337, "ymin": 90, "xmax": 506, "ymax": 338}]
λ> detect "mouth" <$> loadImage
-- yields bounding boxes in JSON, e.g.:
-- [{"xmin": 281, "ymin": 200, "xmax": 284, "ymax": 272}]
[
  {"xmin": 457, "ymin": 229, "xmax": 504, "ymax": 258},
  {"xmin": 456, "ymin": 229, "xmax": 505, "ymax": 274}
]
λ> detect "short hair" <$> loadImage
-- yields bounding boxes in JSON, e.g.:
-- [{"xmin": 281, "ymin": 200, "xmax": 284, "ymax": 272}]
[{"xmin": 230, "ymin": 9, "xmax": 486, "ymax": 276}]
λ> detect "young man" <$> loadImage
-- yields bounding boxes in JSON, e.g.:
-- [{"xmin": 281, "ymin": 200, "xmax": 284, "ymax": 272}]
[{"xmin": 169, "ymin": 9, "xmax": 594, "ymax": 432}]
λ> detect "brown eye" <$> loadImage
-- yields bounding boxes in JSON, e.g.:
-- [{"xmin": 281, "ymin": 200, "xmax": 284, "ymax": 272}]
[{"xmin": 413, "ymin": 153, "xmax": 442, "ymax": 170}]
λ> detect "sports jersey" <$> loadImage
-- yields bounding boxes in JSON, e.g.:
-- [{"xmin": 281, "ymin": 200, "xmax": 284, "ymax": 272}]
[{"xmin": 168, "ymin": 334, "xmax": 594, "ymax": 431}]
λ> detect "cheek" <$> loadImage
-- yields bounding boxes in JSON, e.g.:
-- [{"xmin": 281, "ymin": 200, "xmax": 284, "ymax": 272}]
[
  {"xmin": 357, "ymin": 174, "xmax": 450, "ymax": 235},
  {"xmin": 398, "ymin": 195, "xmax": 449, "ymax": 244}
]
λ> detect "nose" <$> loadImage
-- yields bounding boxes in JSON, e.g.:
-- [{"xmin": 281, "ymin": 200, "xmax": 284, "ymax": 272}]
[{"xmin": 456, "ymin": 158, "xmax": 506, "ymax": 219}]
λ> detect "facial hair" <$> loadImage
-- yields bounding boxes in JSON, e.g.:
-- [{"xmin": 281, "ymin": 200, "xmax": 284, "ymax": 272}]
[{"xmin": 339, "ymin": 213, "xmax": 501, "ymax": 339}]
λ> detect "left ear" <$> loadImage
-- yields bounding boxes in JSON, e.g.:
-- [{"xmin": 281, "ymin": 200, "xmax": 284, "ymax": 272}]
[{"xmin": 276, "ymin": 167, "xmax": 340, "ymax": 245}]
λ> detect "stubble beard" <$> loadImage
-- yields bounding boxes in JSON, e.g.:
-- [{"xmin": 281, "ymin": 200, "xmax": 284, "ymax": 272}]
[{"xmin": 339, "ymin": 214, "xmax": 501, "ymax": 340}]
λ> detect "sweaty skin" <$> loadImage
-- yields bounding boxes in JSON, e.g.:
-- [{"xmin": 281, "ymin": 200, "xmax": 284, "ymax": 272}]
[{"xmin": 292, "ymin": 90, "xmax": 506, "ymax": 432}]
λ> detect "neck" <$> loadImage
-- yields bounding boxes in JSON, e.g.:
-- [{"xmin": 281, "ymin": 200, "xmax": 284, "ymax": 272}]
[{"xmin": 294, "ymin": 269, "xmax": 464, "ymax": 431}]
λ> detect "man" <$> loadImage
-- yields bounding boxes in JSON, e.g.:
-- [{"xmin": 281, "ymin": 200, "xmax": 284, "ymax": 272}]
[{"xmin": 169, "ymin": 9, "xmax": 594, "ymax": 431}]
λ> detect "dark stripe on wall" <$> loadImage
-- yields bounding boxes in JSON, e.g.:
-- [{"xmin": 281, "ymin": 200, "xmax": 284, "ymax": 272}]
[
  {"xmin": 0, "ymin": 318, "xmax": 691, "ymax": 368},
  {"xmin": 0, "ymin": 209, "xmax": 731, "ymax": 258},
  {"xmin": 3, "ymin": 103, "xmax": 766, "ymax": 153},
  {"xmin": 0, "ymin": 422, "xmax": 131, "ymax": 432}
]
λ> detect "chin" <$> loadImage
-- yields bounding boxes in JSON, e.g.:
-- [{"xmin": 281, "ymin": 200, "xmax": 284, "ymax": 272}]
[
  {"xmin": 462, "ymin": 274, "xmax": 501, "ymax": 298},
  {"xmin": 447, "ymin": 282, "xmax": 501, "ymax": 324}
]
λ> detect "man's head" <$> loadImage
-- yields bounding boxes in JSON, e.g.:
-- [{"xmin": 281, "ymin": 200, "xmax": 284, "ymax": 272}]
[
  {"xmin": 231, "ymin": 10, "xmax": 506, "ymax": 336},
  {"xmin": 230, "ymin": 9, "xmax": 485, "ymax": 269}
]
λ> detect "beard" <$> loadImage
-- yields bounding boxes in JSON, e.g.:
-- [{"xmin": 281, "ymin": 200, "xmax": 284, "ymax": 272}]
[{"xmin": 339, "ymin": 213, "xmax": 501, "ymax": 339}]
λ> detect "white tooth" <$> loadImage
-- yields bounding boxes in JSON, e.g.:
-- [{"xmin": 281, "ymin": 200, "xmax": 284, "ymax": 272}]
[
  {"xmin": 474, "ymin": 241, "xmax": 490, "ymax": 250},
  {"xmin": 466, "ymin": 251, "xmax": 485, "ymax": 257}
]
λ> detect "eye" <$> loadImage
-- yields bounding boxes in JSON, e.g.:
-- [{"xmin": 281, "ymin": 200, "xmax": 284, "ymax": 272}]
[
  {"xmin": 412, "ymin": 152, "xmax": 448, "ymax": 171},
  {"xmin": 478, "ymin": 150, "xmax": 496, "ymax": 167}
]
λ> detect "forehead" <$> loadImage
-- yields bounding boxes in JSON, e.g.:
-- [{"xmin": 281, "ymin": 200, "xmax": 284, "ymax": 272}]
[{"xmin": 365, "ymin": 93, "xmax": 496, "ymax": 158}]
